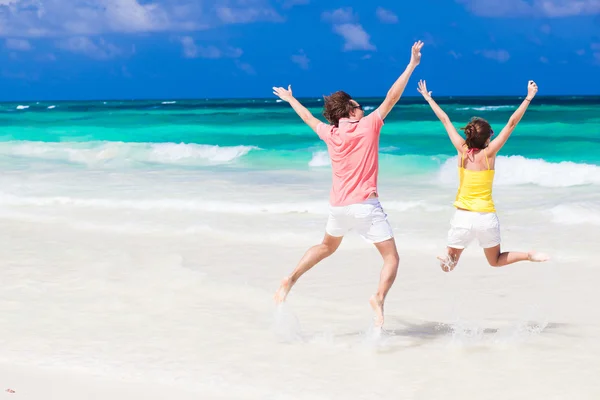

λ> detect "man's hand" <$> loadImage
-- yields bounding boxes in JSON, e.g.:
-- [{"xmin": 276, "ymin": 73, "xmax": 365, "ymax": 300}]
[
  {"xmin": 410, "ymin": 41, "xmax": 424, "ymax": 67},
  {"xmin": 272, "ymin": 84, "xmax": 321, "ymax": 132},
  {"xmin": 273, "ymin": 85, "xmax": 294, "ymax": 103},
  {"xmin": 417, "ymin": 79, "xmax": 432, "ymax": 101},
  {"xmin": 376, "ymin": 40, "xmax": 424, "ymax": 120}
]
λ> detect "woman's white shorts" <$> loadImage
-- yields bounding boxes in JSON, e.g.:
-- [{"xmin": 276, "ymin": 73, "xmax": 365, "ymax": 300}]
[{"xmin": 447, "ymin": 209, "xmax": 501, "ymax": 249}]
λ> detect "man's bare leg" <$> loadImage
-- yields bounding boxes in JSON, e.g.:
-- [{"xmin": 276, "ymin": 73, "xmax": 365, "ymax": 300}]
[
  {"xmin": 369, "ymin": 238, "xmax": 400, "ymax": 327},
  {"xmin": 437, "ymin": 247, "xmax": 464, "ymax": 272},
  {"xmin": 484, "ymin": 245, "xmax": 550, "ymax": 267},
  {"xmin": 274, "ymin": 233, "xmax": 343, "ymax": 303}
]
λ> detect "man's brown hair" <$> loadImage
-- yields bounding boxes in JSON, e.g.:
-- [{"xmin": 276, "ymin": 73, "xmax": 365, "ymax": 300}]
[{"xmin": 322, "ymin": 91, "xmax": 354, "ymax": 127}]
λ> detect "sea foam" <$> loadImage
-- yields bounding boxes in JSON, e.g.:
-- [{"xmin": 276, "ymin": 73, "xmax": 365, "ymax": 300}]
[
  {"xmin": 0, "ymin": 141, "xmax": 257, "ymax": 166},
  {"xmin": 438, "ymin": 155, "xmax": 600, "ymax": 187}
]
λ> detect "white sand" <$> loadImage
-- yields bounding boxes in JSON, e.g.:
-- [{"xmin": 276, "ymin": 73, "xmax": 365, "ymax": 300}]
[
  {"xmin": 0, "ymin": 167, "xmax": 599, "ymax": 399},
  {"xmin": 0, "ymin": 364, "xmax": 208, "ymax": 400}
]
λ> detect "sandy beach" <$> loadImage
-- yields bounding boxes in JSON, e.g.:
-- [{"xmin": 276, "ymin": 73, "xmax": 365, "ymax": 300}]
[{"xmin": 0, "ymin": 165, "xmax": 599, "ymax": 399}]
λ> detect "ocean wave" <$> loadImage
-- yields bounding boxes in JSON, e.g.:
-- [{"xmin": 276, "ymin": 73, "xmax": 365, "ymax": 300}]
[
  {"xmin": 47, "ymin": 105, "xmax": 56, "ymax": 109},
  {"xmin": 456, "ymin": 105, "xmax": 515, "ymax": 111},
  {"xmin": 16, "ymin": 105, "xmax": 29, "ymax": 110},
  {"xmin": 0, "ymin": 194, "xmax": 330, "ymax": 215},
  {"xmin": 308, "ymin": 151, "xmax": 330, "ymax": 167},
  {"xmin": 0, "ymin": 193, "xmax": 439, "ymax": 216},
  {"xmin": 0, "ymin": 141, "xmax": 258, "ymax": 166},
  {"xmin": 148, "ymin": 143, "xmax": 256, "ymax": 164},
  {"xmin": 0, "ymin": 209, "xmax": 214, "ymax": 236},
  {"xmin": 161, "ymin": 101, "xmax": 177, "ymax": 104},
  {"xmin": 384, "ymin": 201, "xmax": 446, "ymax": 212},
  {"xmin": 550, "ymin": 203, "xmax": 600, "ymax": 226},
  {"xmin": 438, "ymin": 155, "xmax": 600, "ymax": 187}
]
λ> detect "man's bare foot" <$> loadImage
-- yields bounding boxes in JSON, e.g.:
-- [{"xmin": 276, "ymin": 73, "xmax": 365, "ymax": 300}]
[
  {"xmin": 274, "ymin": 277, "xmax": 294, "ymax": 304},
  {"xmin": 528, "ymin": 251, "xmax": 550, "ymax": 262},
  {"xmin": 369, "ymin": 295, "xmax": 384, "ymax": 327},
  {"xmin": 437, "ymin": 255, "xmax": 456, "ymax": 272}
]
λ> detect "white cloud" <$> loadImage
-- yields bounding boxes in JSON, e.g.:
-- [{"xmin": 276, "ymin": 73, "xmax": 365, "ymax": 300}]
[
  {"xmin": 235, "ymin": 60, "xmax": 256, "ymax": 75},
  {"xmin": 449, "ymin": 50, "xmax": 462, "ymax": 59},
  {"xmin": 36, "ymin": 53, "xmax": 57, "ymax": 62},
  {"xmin": 540, "ymin": 0, "xmax": 600, "ymax": 17},
  {"xmin": 421, "ymin": 32, "xmax": 439, "ymax": 47},
  {"xmin": 322, "ymin": 8, "xmax": 375, "ymax": 52},
  {"xmin": 321, "ymin": 8, "xmax": 357, "ymax": 23},
  {"xmin": 0, "ymin": 0, "xmax": 283, "ymax": 37},
  {"xmin": 56, "ymin": 36, "xmax": 121, "ymax": 60},
  {"xmin": 291, "ymin": 50, "xmax": 309, "ymax": 69},
  {"xmin": 593, "ymin": 43, "xmax": 600, "ymax": 63},
  {"xmin": 279, "ymin": 0, "xmax": 309, "ymax": 9},
  {"xmin": 2, "ymin": 69, "xmax": 39, "ymax": 80},
  {"xmin": 0, "ymin": 0, "xmax": 194, "ymax": 37},
  {"xmin": 178, "ymin": 36, "xmax": 243, "ymax": 59},
  {"xmin": 5, "ymin": 37, "xmax": 30, "ymax": 50},
  {"xmin": 47, "ymin": 53, "xmax": 57, "ymax": 61},
  {"xmin": 456, "ymin": 0, "xmax": 532, "ymax": 17},
  {"xmin": 477, "ymin": 49, "xmax": 510, "ymax": 62},
  {"xmin": 376, "ymin": 7, "xmax": 398, "ymax": 23},
  {"xmin": 215, "ymin": 5, "xmax": 283, "ymax": 24},
  {"xmin": 333, "ymin": 23, "xmax": 376, "ymax": 51},
  {"xmin": 458, "ymin": 0, "xmax": 600, "ymax": 17}
]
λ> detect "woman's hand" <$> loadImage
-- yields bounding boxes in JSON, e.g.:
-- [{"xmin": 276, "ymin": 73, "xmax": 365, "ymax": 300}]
[
  {"xmin": 417, "ymin": 79, "xmax": 432, "ymax": 101},
  {"xmin": 526, "ymin": 80, "xmax": 538, "ymax": 101}
]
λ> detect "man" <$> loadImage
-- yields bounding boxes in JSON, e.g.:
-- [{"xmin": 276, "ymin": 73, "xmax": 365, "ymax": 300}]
[{"xmin": 272, "ymin": 41, "xmax": 424, "ymax": 327}]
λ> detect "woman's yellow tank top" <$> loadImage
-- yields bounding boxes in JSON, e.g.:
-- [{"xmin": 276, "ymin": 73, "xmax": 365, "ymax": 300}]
[{"xmin": 453, "ymin": 149, "xmax": 496, "ymax": 213}]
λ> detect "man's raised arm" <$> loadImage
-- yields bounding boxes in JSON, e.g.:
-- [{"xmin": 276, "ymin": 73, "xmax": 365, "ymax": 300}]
[
  {"xmin": 377, "ymin": 41, "xmax": 423, "ymax": 120},
  {"xmin": 273, "ymin": 85, "xmax": 321, "ymax": 133}
]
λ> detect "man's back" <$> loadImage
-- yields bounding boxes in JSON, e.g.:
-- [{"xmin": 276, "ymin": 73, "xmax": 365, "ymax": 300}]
[{"xmin": 317, "ymin": 110, "xmax": 384, "ymax": 207}]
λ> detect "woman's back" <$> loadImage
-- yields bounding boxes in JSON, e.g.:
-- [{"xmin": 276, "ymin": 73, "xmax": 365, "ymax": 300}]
[
  {"xmin": 459, "ymin": 147, "xmax": 495, "ymax": 171},
  {"xmin": 454, "ymin": 148, "xmax": 496, "ymax": 213}
]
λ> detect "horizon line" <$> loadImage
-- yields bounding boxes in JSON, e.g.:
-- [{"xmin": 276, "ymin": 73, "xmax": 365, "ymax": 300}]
[{"xmin": 1, "ymin": 94, "xmax": 599, "ymax": 103}]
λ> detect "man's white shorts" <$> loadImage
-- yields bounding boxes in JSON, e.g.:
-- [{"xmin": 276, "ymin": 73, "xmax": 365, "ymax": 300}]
[
  {"xmin": 447, "ymin": 209, "xmax": 501, "ymax": 249},
  {"xmin": 326, "ymin": 198, "xmax": 394, "ymax": 243}
]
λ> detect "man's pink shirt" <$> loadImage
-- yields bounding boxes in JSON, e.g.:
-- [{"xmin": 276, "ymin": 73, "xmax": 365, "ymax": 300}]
[{"xmin": 316, "ymin": 110, "xmax": 384, "ymax": 207}]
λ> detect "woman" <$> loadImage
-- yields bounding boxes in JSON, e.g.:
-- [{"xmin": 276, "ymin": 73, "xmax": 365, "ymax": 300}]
[{"xmin": 417, "ymin": 79, "xmax": 549, "ymax": 271}]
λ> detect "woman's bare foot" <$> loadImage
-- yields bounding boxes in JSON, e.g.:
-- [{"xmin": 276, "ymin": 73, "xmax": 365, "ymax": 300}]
[
  {"xmin": 369, "ymin": 295, "xmax": 385, "ymax": 327},
  {"xmin": 274, "ymin": 277, "xmax": 294, "ymax": 304},
  {"xmin": 528, "ymin": 251, "xmax": 550, "ymax": 262},
  {"xmin": 437, "ymin": 255, "xmax": 456, "ymax": 272}
]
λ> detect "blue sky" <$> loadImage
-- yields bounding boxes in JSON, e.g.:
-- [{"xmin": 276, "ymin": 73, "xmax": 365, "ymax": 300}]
[{"xmin": 0, "ymin": 0, "xmax": 599, "ymax": 100}]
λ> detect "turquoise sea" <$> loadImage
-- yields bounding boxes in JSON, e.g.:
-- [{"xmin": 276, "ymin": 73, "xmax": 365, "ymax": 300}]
[{"xmin": 1, "ymin": 96, "xmax": 599, "ymax": 176}]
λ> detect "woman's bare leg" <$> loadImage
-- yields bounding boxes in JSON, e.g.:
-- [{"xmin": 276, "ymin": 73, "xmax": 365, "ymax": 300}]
[
  {"xmin": 437, "ymin": 247, "xmax": 464, "ymax": 272},
  {"xmin": 484, "ymin": 245, "xmax": 550, "ymax": 267}
]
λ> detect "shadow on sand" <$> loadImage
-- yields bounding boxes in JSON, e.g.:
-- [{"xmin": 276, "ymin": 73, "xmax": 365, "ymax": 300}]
[{"xmin": 332, "ymin": 317, "xmax": 571, "ymax": 353}]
